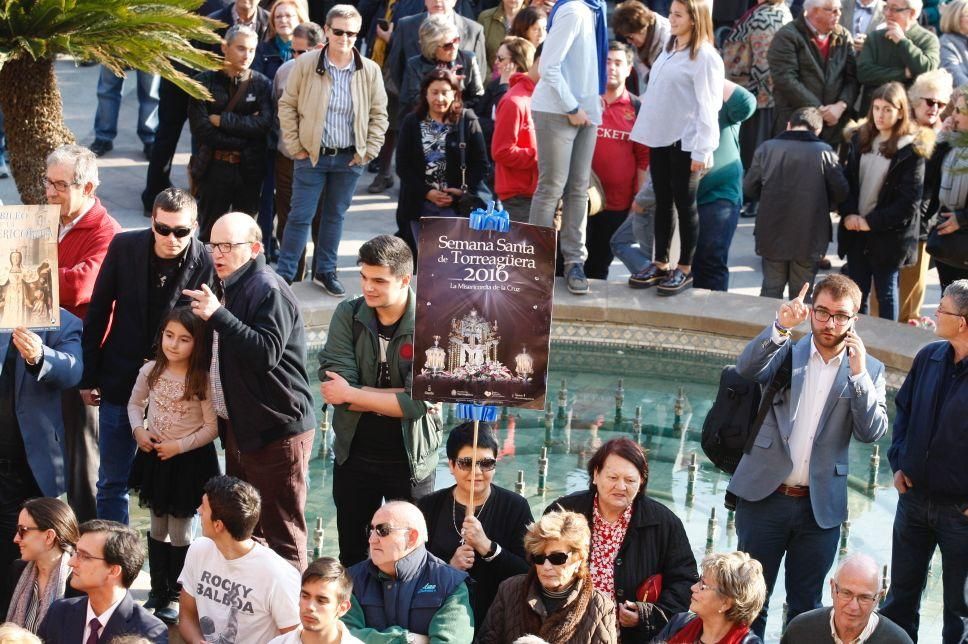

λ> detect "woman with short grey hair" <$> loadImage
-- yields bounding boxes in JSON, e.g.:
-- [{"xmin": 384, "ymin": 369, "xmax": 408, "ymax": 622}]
[{"xmin": 398, "ymin": 14, "xmax": 483, "ymax": 120}]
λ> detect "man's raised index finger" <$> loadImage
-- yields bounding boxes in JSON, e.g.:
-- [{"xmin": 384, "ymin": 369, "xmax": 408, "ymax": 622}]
[{"xmin": 796, "ymin": 282, "xmax": 810, "ymax": 302}]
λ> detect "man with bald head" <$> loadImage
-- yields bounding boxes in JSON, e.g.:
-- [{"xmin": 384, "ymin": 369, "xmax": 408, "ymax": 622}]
[
  {"xmin": 342, "ymin": 501, "xmax": 473, "ymax": 643},
  {"xmin": 184, "ymin": 212, "xmax": 316, "ymax": 570},
  {"xmin": 781, "ymin": 554, "xmax": 912, "ymax": 643}
]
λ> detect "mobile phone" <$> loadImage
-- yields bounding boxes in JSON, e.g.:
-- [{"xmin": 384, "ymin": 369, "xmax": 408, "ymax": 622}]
[
  {"xmin": 377, "ymin": 19, "xmax": 390, "ymax": 30},
  {"xmin": 846, "ymin": 320, "xmax": 856, "ymax": 356}
]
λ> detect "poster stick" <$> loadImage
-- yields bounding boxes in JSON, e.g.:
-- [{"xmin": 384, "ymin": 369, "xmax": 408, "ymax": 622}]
[{"xmin": 466, "ymin": 419, "xmax": 480, "ymax": 519}]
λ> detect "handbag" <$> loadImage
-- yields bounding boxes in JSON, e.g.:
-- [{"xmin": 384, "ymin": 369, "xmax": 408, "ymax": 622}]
[
  {"xmin": 188, "ymin": 75, "xmax": 252, "ymax": 195},
  {"xmin": 926, "ymin": 221, "xmax": 968, "ymax": 269},
  {"xmin": 455, "ymin": 115, "xmax": 482, "ymax": 217}
]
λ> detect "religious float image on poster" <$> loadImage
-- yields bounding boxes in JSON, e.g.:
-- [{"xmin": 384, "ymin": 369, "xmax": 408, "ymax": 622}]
[
  {"xmin": 413, "ymin": 216, "xmax": 556, "ymax": 409},
  {"xmin": 0, "ymin": 205, "xmax": 59, "ymax": 330}
]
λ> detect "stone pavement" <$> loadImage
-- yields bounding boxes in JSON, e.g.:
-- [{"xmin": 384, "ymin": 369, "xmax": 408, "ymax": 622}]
[{"xmin": 0, "ymin": 58, "xmax": 943, "ymax": 314}]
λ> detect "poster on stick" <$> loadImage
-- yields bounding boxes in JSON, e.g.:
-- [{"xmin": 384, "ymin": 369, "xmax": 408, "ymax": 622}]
[
  {"xmin": 0, "ymin": 205, "xmax": 59, "ymax": 330},
  {"xmin": 412, "ymin": 217, "xmax": 556, "ymax": 409}
]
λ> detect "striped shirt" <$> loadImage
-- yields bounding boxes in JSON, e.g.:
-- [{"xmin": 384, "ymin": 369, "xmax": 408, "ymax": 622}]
[{"xmin": 322, "ymin": 54, "xmax": 356, "ymax": 149}]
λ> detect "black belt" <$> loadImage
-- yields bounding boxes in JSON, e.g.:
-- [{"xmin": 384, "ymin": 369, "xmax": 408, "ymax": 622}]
[{"xmin": 320, "ymin": 146, "xmax": 355, "ymax": 156}]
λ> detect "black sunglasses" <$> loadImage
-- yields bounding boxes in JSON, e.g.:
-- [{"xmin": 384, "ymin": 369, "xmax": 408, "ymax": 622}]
[
  {"xmin": 924, "ymin": 98, "xmax": 948, "ymax": 109},
  {"xmin": 532, "ymin": 551, "xmax": 571, "ymax": 566},
  {"xmin": 153, "ymin": 222, "xmax": 193, "ymax": 238},
  {"xmin": 366, "ymin": 523, "xmax": 410, "ymax": 538},
  {"xmin": 455, "ymin": 456, "xmax": 497, "ymax": 472},
  {"xmin": 330, "ymin": 28, "xmax": 358, "ymax": 38}
]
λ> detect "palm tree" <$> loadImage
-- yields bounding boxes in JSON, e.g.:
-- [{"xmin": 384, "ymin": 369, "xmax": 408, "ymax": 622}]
[{"xmin": 0, "ymin": 0, "xmax": 223, "ymax": 204}]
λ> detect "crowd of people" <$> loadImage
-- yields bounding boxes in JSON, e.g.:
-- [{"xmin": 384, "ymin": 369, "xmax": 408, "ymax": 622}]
[{"xmin": 0, "ymin": 0, "xmax": 966, "ymax": 641}]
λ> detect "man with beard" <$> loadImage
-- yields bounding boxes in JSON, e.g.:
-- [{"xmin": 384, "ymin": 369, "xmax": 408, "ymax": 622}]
[{"xmin": 727, "ymin": 274, "xmax": 888, "ymax": 638}]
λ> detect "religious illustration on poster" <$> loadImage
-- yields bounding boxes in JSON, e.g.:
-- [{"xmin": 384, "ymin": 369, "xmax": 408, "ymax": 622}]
[
  {"xmin": 0, "ymin": 205, "xmax": 59, "ymax": 331},
  {"xmin": 412, "ymin": 217, "xmax": 556, "ymax": 409}
]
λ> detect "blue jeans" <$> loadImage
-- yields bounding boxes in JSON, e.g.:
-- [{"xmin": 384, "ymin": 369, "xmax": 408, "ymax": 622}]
[
  {"xmin": 846, "ymin": 250, "xmax": 899, "ymax": 320},
  {"xmin": 736, "ymin": 492, "xmax": 841, "ymax": 638},
  {"xmin": 277, "ymin": 153, "xmax": 364, "ymax": 282},
  {"xmin": 881, "ymin": 490, "xmax": 968, "ymax": 643},
  {"xmin": 95, "ymin": 402, "xmax": 137, "ymax": 524},
  {"xmin": 94, "ymin": 66, "xmax": 160, "ymax": 144},
  {"xmin": 693, "ymin": 199, "xmax": 740, "ymax": 291}
]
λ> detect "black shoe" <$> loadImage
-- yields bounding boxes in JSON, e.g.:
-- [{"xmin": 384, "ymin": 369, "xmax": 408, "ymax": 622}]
[
  {"xmin": 313, "ymin": 272, "xmax": 346, "ymax": 297},
  {"xmin": 154, "ymin": 601, "xmax": 179, "ymax": 625},
  {"xmin": 628, "ymin": 263, "xmax": 670, "ymax": 289},
  {"xmin": 142, "ymin": 142, "xmax": 154, "ymax": 161},
  {"xmin": 89, "ymin": 139, "xmax": 113, "ymax": 157},
  {"xmin": 656, "ymin": 268, "xmax": 693, "ymax": 296},
  {"xmin": 816, "ymin": 256, "xmax": 832, "ymax": 270},
  {"xmin": 367, "ymin": 173, "xmax": 394, "ymax": 194},
  {"xmin": 740, "ymin": 202, "xmax": 758, "ymax": 218},
  {"xmin": 367, "ymin": 159, "xmax": 380, "ymax": 174}
]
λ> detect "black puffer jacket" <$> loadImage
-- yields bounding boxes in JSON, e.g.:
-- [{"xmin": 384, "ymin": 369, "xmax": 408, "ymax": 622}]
[
  {"xmin": 547, "ymin": 491, "xmax": 698, "ymax": 643},
  {"xmin": 187, "ymin": 69, "xmax": 273, "ymax": 181}
]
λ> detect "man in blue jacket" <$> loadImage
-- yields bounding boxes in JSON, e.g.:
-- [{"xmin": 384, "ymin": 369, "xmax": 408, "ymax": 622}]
[
  {"xmin": 881, "ymin": 279, "xmax": 968, "ymax": 644},
  {"xmin": 0, "ymin": 311, "xmax": 82, "ymax": 572}
]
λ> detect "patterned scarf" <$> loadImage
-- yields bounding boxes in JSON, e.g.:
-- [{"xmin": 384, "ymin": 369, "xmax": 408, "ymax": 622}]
[{"xmin": 6, "ymin": 552, "xmax": 72, "ymax": 633}]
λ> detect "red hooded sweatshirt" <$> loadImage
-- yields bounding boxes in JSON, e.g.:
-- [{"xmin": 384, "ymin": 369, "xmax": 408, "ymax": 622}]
[
  {"xmin": 491, "ymin": 72, "xmax": 539, "ymax": 201},
  {"xmin": 58, "ymin": 197, "xmax": 121, "ymax": 320}
]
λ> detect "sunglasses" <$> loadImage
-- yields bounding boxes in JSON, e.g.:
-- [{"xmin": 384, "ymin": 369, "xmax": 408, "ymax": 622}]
[
  {"xmin": 532, "ymin": 551, "xmax": 571, "ymax": 566},
  {"xmin": 15, "ymin": 525, "xmax": 43, "ymax": 539},
  {"xmin": 153, "ymin": 222, "xmax": 193, "ymax": 238},
  {"xmin": 923, "ymin": 98, "xmax": 948, "ymax": 109},
  {"xmin": 366, "ymin": 523, "xmax": 410, "ymax": 538},
  {"xmin": 440, "ymin": 38, "xmax": 461, "ymax": 51},
  {"xmin": 455, "ymin": 456, "xmax": 497, "ymax": 471},
  {"xmin": 330, "ymin": 28, "xmax": 358, "ymax": 38}
]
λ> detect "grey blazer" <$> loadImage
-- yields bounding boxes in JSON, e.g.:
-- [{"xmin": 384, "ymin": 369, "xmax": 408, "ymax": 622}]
[
  {"xmin": 387, "ymin": 12, "xmax": 487, "ymax": 91},
  {"xmin": 840, "ymin": 0, "xmax": 885, "ymax": 37},
  {"xmin": 726, "ymin": 325, "xmax": 889, "ymax": 529}
]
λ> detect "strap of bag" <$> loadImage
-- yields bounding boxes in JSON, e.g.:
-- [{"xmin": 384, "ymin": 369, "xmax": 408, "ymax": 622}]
[
  {"xmin": 458, "ymin": 115, "xmax": 468, "ymax": 193},
  {"xmin": 224, "ymin": 74, "xmax": 252, "ymax": 115},
  {"xmin": 742, "ymin": 349, "xmax": 793, "ymax": 454}
]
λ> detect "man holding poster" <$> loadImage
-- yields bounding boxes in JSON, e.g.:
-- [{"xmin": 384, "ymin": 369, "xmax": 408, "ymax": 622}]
[{"xmin": 318, "ymin": 235, "xmax": 442, "ymax": 567}]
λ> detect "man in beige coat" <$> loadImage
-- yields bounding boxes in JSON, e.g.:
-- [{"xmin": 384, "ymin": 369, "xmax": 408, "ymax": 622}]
[{"xmin": 276, "ymin": 4, "xmax": 388, "ymax": 295}]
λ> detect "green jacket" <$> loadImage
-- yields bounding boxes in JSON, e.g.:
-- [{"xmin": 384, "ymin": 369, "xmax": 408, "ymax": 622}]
[
  {"xmin": 478, "ymin": 6, "xmax": 509, "ymax": 70},
  {"xmin": 317, "ymin": 289, "xmax": 442, "ymax": 482},
  {"xmin": 857, "ymin": 23, "xmax": 939, "ymax": 112}
]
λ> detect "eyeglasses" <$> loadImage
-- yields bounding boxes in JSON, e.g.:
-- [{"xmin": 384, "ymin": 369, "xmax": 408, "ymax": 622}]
[
  {"xmin": 42, "ymin": 177, "xmax": 79, "ymax": 193},
  {"xmin": 833, "ymin": 582, "xmax": 879, "ymax": 606},
  {"xmin": 698, "ymin": 580, "xmax": 722, "ymax": 593},
  {"xmin": 15, "ymin": 525, "xmax": 43, "ymax": 539},
  {"xmin": 153, "ymin": 222, "xmax": 193, "ymax": 238},
  {"xmin": 455, "ymin": 456, "xmax": 497, "ymax": 472},
  {"xmin": 294, "ymin": 49, "xmax": 308, "ymax": 55},
  {"xmin": 923, "ymin": 98, "xmax": 948, "ymax": 109},
  {"xmin": 366, "ymin": 523, "xmax": 410, "ymax": 538},
  {"xmin": 936, "ymin": 308, "xmax": 967, "ymax": 322},
  {"xmin": 883, "ymin": 4, "xmax": 911, "ymax": 12},
  {"xmin": 532, "ymin": 551, "xmax": 571, "ymax": 566},
  {"xmin": 329, "ymin": 28, "xmax": 358, "ymax": 38},
  {"xmin": 204, "ymin": 241, "xmax": 250, "ymax": 254},
  {"xmin": 440, "ymin": 38, "xmax": 461, "ymax": 51},
  {"xmin": 812, "ymin": 308, "xmax": 855, "ymax": 326},
  {"xmin": 73, "ymin": 549, "xmax": 107, "ymax": 563},
  {"xmin": 495, "ymin": 55, "xmax": 510, "ymax": 63}
]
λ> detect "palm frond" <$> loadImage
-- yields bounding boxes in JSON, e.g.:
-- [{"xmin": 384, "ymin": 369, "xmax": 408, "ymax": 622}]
[{"xmin": 0, "ymin": 0, "xmax": 225, "ymax": 99}]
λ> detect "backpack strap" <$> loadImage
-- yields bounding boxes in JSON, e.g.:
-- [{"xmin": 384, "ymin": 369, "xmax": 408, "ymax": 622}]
[{"xmin": 742, "ymin": 349, "xmax": 794, "ymax": 454}]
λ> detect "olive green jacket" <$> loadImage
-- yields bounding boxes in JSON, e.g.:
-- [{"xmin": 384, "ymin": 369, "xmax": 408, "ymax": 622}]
[{"xmin": 317, "ymin": 290, "xmax": 442, "ymax": 482}]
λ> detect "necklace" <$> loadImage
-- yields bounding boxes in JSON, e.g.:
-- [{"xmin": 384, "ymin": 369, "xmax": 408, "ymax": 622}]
[{"xmin": 452, "ymin": 487, "xmax": 491, "ymax": 542}]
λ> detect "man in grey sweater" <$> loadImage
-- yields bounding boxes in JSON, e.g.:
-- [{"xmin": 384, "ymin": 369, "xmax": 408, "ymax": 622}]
[{"xmin": 781, "ymin": 554, "xmax": 913, "ymax": 643}]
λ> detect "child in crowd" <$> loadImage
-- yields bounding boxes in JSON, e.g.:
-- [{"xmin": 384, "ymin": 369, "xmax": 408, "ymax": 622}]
[{"xmin": 127, "ymin": 307, "xmax": 220, "ymax": 624}]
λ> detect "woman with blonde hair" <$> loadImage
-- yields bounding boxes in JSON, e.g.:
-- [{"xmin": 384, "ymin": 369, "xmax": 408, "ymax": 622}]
[
  {"xmin": 940, "ymin": 0, "xmax": 968, "ymax": 87},
  {"xmin": 477, "ymin": 511, "xmax": 616, "ymax": 644},
  {"xmin": 254, "ymin": 0, "xmax": 310, "ymax": 79},
  {"xmin": 0, "ymin": 623, "xmax": 41, "ymax": 644},
  {"xmin": 654, "ymin": 551, "xmax": 766, "ymax": 643}
]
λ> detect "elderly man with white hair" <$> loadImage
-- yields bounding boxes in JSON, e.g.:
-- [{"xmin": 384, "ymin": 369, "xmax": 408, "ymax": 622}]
[
  {"xmin": 781, "ymin": 554, "xmax": 912, "ymax": 643},
  {"xmin": 856, "ymin": 0, "xmax": 939, "ymax": 112},
  {"xmin": 342, "ymin": 501, "xmax": 474, "ymax": 643}
]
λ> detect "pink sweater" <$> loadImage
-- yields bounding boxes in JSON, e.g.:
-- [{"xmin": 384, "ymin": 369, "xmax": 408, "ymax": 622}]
[{"xmin": 127, "ymin": 362, "xmax": 217, "ymax": 454}]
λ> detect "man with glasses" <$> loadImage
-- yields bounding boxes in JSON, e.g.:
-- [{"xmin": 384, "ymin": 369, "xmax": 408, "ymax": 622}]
[
  {"xmin": 318, "ymin": 235, "xmax": 442, "ymax": 567},
  {"xmin": 38, "ymin": 520, "xmax": 168, "ymax": 643},
  {"xmin": 880, "ymin": 280, "xmax": 968, "ymax": 643},
  {"xmin": 768, "ymin": 0, "xmax": 858, "ymax": 144},
  {"xmin": 276, "ymin": 5, "xmax": 389, "ymax": 296},
  {"xmin": 178, "ymin": 476, "xmax": 300, "ymax": 644},
  {"xmin": 856, "ymin": 0, "xmax": 939, "ymax": 112},
  {"xmin": 45, "ymin": 144, "xmax": 121, "ymax": 525},
  {"xmin": 184, "ymin": 211, "xmax": 316, "ymax": 570},
  {"xmin": 782, "ymin": 554, "xmax": 912, "ymax": 643},
  {"xmin": 727, "ymin": 274, "xmax": 888, "ymax": 637},
  {"xmin": 81, "ymin": 188, "xmax": 213, "ymax": 526},
  {"xmin": 343, "ymin": 501, "xmax": 473, "ymax": 643}
]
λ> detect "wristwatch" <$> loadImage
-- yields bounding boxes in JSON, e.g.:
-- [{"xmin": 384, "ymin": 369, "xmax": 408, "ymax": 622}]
[{"xmin": 482, "ymin": 541, "xmax": 502, "ymax": 562}]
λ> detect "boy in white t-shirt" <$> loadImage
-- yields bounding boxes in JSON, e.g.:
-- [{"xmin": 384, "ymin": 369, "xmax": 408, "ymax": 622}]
[
  {"xmin": 178, "ymin": 476, "xmax": 300, "ymax": 644},
  {"xmin": 268, "ymin": 557, "xmax": 364, "ymax": 644}
]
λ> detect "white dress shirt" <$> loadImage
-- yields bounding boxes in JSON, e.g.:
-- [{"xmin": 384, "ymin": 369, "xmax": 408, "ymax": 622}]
[
  {"xmin": 785, "ymin": 340, "xmax": 844, "ymax": 486},
  {"xmin": 83, "ymin": 595, "xmax": 124, "ymax": 642}
]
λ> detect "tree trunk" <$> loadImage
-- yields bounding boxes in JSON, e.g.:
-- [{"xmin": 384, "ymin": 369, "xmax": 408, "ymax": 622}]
[{"xmin": 0, "ymin": 57, "xmax": 76, "ymax": 205}]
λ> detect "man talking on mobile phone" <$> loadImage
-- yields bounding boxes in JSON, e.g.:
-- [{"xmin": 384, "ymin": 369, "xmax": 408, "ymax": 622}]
[{"xmin": 727, "ymin": 274, "xmax": 888, "ymax": 638}]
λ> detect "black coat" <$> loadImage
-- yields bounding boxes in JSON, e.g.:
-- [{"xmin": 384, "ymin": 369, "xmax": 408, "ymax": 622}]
[
  {"xmin": 81, "ymin": 231, "xmax": 214, "ymax": 404},
  {"xmin": 207, "ymin": 4, "xmax": 270, "ymax": 41},
  {"xmin": 399, "ymin": 50, "xmax": 485, "ymax": 120},
  {"xmin": 252, "ymin": 36, "xmax": 290, "ymax": 81},
  {"xmin": 838, "ymin": 127, "xmax": 933, "ymax": 270},
  {"xmin": 187, "ymin": 69, "xmax": 274, "ymax": 182},
  {"xmin": 547, "ymin": 491, "xmax": 698, "ymax": 643}
]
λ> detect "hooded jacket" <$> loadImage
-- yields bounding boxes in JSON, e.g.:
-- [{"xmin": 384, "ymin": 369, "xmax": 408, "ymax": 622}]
[{"xmin": 491, "ymin": 72, "xmax": 539, "ymax": 201}]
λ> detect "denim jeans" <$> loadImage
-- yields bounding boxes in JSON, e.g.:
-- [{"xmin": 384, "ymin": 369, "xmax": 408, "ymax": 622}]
[
  {"xmin": 94, "ymin": 66, "xmax": 160, "ymax": 145},
  {"xmin": 277, "ymin": 152, "xmax": 364, "ymax": 282},
  {"xmin": 693, "ymin": 199, "xmax": 740, "ymax": 291},
  {"xmin": 96, "ymin": 401, "xmax": 137, "ymax": 524},
  {"xmin": 611, "ymin": 179, "xmax": 656, "ymax": 274},
  {"xmin": 880, "ymin": 489, "xmax": 968, "ymax": 643},
  {"xmin": 736, "ymin": 492, "xmax": 840, "ymax": 638},
  {"xmin": 846, "ymin": 250, "xmax": 899, "ymax": 320},
  {"xmin": 529, "ymin": 111, "xmax": 596, "ymax": 266}
]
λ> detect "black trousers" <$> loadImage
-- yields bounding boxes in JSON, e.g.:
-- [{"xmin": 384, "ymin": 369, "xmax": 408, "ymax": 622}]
[
  {"xmin": 649, "ymin": 144, "xmax": 701, "ymax": 267},
  {"xmin": 143, "ymin": 78, "xmax": 190, "ymax": 208},
  {"xmin": 584, "ymin": 209, "xmax": 627, "ymax": 280},
  {"xmin": 937, "ymin": 261, "xmax": 968, "ymax": 292},
  {"xmin": 61, "ymin": 387, "xmax": 99, "ymax": 523},
  {"xmin": 0, "ymin": 457, "xmax": 42, "ymax": 573},
  {"xmin": 196, "ymin": 160, "xmax": 261, "ymax": 241},
  {"xmin": 332, "ymin": 452, "xmax": 434, "ymax": 567}
]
